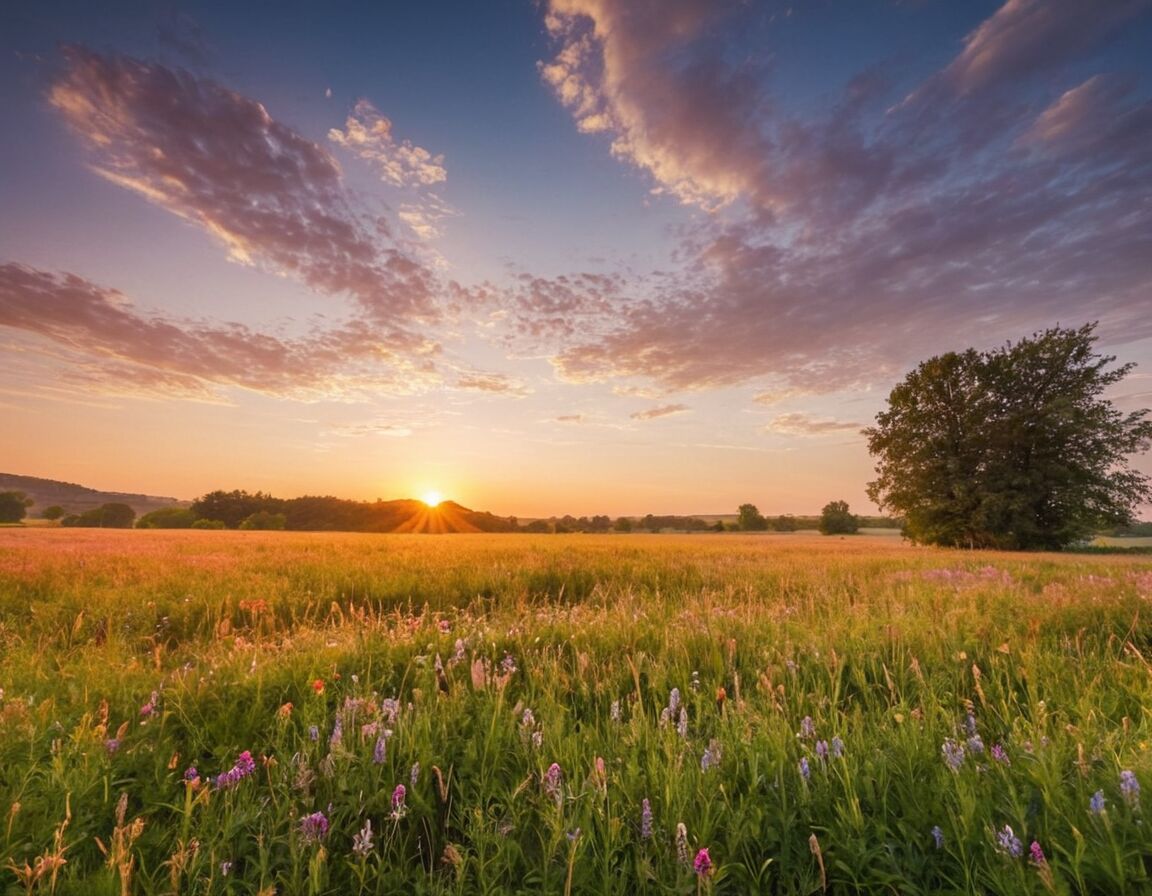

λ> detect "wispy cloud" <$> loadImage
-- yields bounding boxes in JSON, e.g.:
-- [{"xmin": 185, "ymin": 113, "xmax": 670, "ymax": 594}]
[
  {"xmin": 764, "ymin": 414, "xmax": 864, "ymax": 437},
  {"xmin": 329, "ymin": 99, "xmax": 447, "ymax": 187},
  {"xmin": 454, "ymin": 372, "xmax": 531, "ymax": 396},
  {"xmin": 49, "ymin": 46, "xmax": 440, "ymax": 344},
  {"xmin": 536, "ymin": 0, "xmax": 1152, "ymax": 395},
  {"xmin": 630, "ymin": 403, "xmax": 689, "ymax": 421}
]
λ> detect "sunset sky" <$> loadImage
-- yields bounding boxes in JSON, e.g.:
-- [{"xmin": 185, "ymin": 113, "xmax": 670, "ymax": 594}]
[{"xmin": 2, "ymin": 0, "xmax": 1151, "ymax": 517}]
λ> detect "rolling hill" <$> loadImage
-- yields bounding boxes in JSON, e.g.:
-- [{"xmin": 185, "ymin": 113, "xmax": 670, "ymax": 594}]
[{"xmin": 0, "ymin": 473, "xmax": 187, "ymax": 517}]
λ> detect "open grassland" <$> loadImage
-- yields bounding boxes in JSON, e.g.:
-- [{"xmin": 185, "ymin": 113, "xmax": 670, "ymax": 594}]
[{"xmin": 1, "ymin": 530, "xmax": 1151, "ymax": 895}]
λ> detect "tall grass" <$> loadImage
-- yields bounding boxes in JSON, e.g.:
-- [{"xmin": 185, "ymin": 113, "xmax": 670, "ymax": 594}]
[{"xmin": 1, "ymin": 529, "xmax": 1151, "ymax": 894}]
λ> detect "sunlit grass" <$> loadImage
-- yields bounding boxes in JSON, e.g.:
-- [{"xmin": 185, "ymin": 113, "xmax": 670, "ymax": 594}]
[{"xmin": 1, "ymin": 529, "xmax": 1150, "ymax": 893}]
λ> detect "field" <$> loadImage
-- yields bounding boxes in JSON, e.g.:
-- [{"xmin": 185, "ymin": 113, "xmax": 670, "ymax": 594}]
[{"xmin": 1, "ymin": 530, "xmax": 1151, "ymax": 895}]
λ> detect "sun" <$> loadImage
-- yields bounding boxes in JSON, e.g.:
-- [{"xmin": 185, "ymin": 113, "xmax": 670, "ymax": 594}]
[{"xmin": 421, "ymin": 490, "xmax": 443, "ymax": 508}]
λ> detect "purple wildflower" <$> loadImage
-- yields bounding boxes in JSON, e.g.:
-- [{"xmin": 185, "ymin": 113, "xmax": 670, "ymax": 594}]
[
  {"xmin": 701, "ymin": 739, "xmax": 721, "ymax": 772},
  {"xmin": 139, "ymin": 690, "xmax": 159, "ymax": 718},
  {"xmin": 964, "ymin": 712, "xmax": 978, "ymax": 737},
  {"xmin": 220, "ymin": 861, "xmax": 232, "ymax": 876},
  {"xmin": 329, "ymin": 717, "xmax": 343, "ymax": 748},
  {"xmin": 799, "ymin": 757, "xmax": 810, "ymax": 781},
  {"xmin": 299, "ymin": 811, "xmax": 329, "ymax": 843},
  {"xmin": 931, "ymin": 825, "xmax": 944, "ymax": 849},
  {"xmin": 183, "ymin": 766, "xmax": 199, "ymax": 782},
  {"xmin": 373, "ymin": 733, "xmax": 388, "ymax": 765},
  {"xmin": 991, "ymin": 743, "xmax": 1009, "ymax": 765},
  {"xmin": 1121, "ymin": 770, "xmax": 1141, "ymax": 808},
  {"xmin": 1090, "ymin": 790, "xmax": 1106, "ymax": 815},
  {"xmin": 450, "ymin": 638, "xmax": 466, "ymax": 665},
  {"xmin": 214, "ymin": 750, "xmax": 257, "ymax": 790},
  {"xmin": 677, "ymin": 707, "xmax": 688, "ymax": 739},
  {"xmin": 967, "ymin": 734, "xmax": 985, "ymax": 755},
  {"xmin": 831, "ymin": 736, "xmax": 844, "ymax": 758},
  {"xmin": 941, "ymin": 739, "xmax": 965, "ymax": 771},
  {"xmin": 668, "ymin": 688, "xmax": 681, "ymax": 716},
  {"xmin": 104, "ymin": 738, "xmax": 121, "ymax": 754},
  {"xmin": 308, "ymin": 725, "xmax": 319, "ymax": 742},
  {"xmin": 544, "ymin": 762, "xmax": 563, "ymax": 806},
  {"xmin": 391, "ymin": 784, "xmax": 407, "ymax": 819},
  {"xmin": 521, "ymin": 708, "xmax": 535, "ymax": 729},
  {"xmin": 1029, "ymin": 840, "xmax": 1046, "ymax": 866},
  {"xmin": 500, "ymin": 653, "xmax": 517, "ymax": 675},
  {"xmin": 799, "ymin": 716, "xmax": 815, "ymax": 739},
  {"xmin": 531, "ymin": 730, "xmax": 543, "ymax": 749},
  {"xmin": 640, "ymin": 798, "xmax": 653, "ymax": 840},
  {"xmin": 996, "ymin": 824, "xmax": 1022, "ymax": 858},
  {"xmin": 694, "ymin": 847, "xmax": 712, "ymax": 876},
  {"xmin": 815, "ymin": 739, "xmax": 828, "ymax": 760},
  {"xmin": 352, "ymin": 819, "xmax": 374, "ymax": 857}
]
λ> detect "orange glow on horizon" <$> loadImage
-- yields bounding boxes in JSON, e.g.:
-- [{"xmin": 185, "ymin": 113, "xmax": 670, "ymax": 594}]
[{"xmin": 421, "ymin": 490, "xmax": 443, "ymax": 507}]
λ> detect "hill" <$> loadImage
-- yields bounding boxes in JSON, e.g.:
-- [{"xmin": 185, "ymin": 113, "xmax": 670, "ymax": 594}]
[{"xmin": 0, "ymin": 472, "xmax": 187, "ymax": 517}]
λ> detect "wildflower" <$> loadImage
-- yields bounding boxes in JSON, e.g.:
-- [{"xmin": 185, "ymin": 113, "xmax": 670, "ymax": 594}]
[
  {"xmin": 677, "ymin": 707, "xmax": 688, "ymax": 739},
  {"xmin": 931, "ymin": 825, "xmax": 944, "ymax": 849},
  {"xmin": 299, "ymin": 811, "xmax": 329, "ymax": 842},
  {"xmin": 610, "ymin": 699, "xmax": 621, "ymax": 722},
  {"xmin": 391, "ymin": 784, "xmax": 407, "ymax": 820},
  {"xmin": 967, "ymin": 734, "xmax": 985, "ymax": 755},
  {"xmin": 531, "ymin": 730, "xmax": 543, "ymax": 749},
  {"xmin": 815, "ymin": 739, "xmax": 828, "ymax": 760},
  {"xmin": 277, "ymin": 702, "xmax": 293, "ymax": 719},
  {"xmin": 438, "ymin": 619, "xmax": 451, "ymax": 634},
  {"xmin": 520, "ymin": 708, "xmax": 535, "ymax": 729},
  {"xmin": 139, "ymin": 690, "xmax": 159, "ymax": 718},
  {"xmin": 183, "ymin": 766, "xmax": 199, "ymax": 783},
  {"xmin": 410, "ymin": 762, "xmax": 420, "ymax": 787},
  {"xmin": 716, "ymin": 686, "xmax": 726, "ymax": 709},
  {"xmin": 450, "ymin": 638, "xmax": 466, "ymax": 665},
  {"xmin": 373, "ymin": 732, "xmax": 388, "ymax": 765},
  {"xmin": 566, "ymin": 827, "xmax": 581, "ymax": 841},
  {"xmin": 996, "ymin": 824, "xmax": 1022, "ymax": 858},
  {"xmin": 831, "ymin": 736, "xmax": 844, "ymax": 758},
  {"xmin": 941, "ymin": 739, "xmax": 965, "ymax": 771},
  {"xmin": 694, "ymin": 847, "xmax": 713, "ymax": 876},
  {"xmin": 214, "ymin": 750, "xmax": 257, "ymax": 789},
  {"xmin": 675, "ymin": 822, "xmax": 690, "ymax": 866},
  {"xmin": 309, "ymin": 725, "xmax": 319, "ymax": 742},
  {"xmin": 544, "ymin": 763, "xmax": 563, "ymax": 806},
  {"xmin": 1120, "ymin": 770, "xmax": 1141, "ymax": 808},
  {"xmin": 312, "ymin": 679, "xmax": 325, "ymax": 695},
  {"xmin": 964, "ymin": 712, "xmax": 978, "ymax": 737},
  {"xmin": 1090, "ymin": 790, "xmax": 1106, "ymax": 815},
  {"xmin": 799, "ymin": 757, "xmax": 811, "ymax": 781},
  {"xmin": 640, "ymin": 798, "xmax": 653, "ymax": 840},
  {"xmin": 329, "ymin": 718, "xmax": 343, "ymax": 748},
  {"xmin": 352, "ymin": 819, "xmax": 374, "ymax": 857},
  {"xmin": 669, "ymin": 688, "xmax": 681, "ymax": 715},
  {"xmin": 105, "ymin": 738, "xmax": 121, "ymax": 754},
  {"xmin": 701, "ymin": 739, "xmax": 721, "ymax": 772},
  {"xmin": 380, "ymin": 698, "xmax": 400, "ymax": 722},
  {"xmin": 220, "ymin": 861, "xmax": 232, "ymax": 876},
  {"xmin": 991, "ymin": 743, "xmax": 1010, "ymax": 765},
  {"xmin": 500, "ymin": 653, "xmax": 517, "ymax": 675},
  {"xmin": 1029, "ymin": 840, "xmax": 1046, "ymax": 866},
  {"xmin": 799, "ymin": 716, "xmax": 816, "ymax": 739}
]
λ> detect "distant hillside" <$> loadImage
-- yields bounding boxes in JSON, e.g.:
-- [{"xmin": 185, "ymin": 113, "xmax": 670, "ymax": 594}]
[{"xmin": 0, "ymin": 473, "xmax": 187, "ymax": 517}]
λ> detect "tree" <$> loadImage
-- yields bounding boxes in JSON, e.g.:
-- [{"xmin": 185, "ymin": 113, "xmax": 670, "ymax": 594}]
[
  {"xmin": 0, "ymin": 491, "xmax": 32, "ymax": 523},
  {"xmin": 191, "ymin": 490, "xmax": 282, "ymax": 529},
  {"xmin": 613, "ymin": 517, "xmax": 633, "ymax": 532},
  {"xmin": 772, "ymin": 514, "xmax": 798, "ymax": 532},
  {"xmin": 737, "ymin": 503, "xmax": 768, "ymax": 531},
  {"xmin": 41, "ymin": 505, "xmax": 66, "ymax": 521},
  {"xmin": 238, "ymin": 510, "xmax": 287, "ymax": 531},
  {"xmin": 137, "ymin": 507, "xmax": 197, "ymax": 529},
  {"xmin": 61, "ymin": 503, "xmax": 136, "ymax": 528},
  {"xmin": 865, "ymin": 324, "xmax": 1152, "ymax": 550},
  {"xmin": 819, "ymin": 500, "xmax": 859, "ymax": 535}
]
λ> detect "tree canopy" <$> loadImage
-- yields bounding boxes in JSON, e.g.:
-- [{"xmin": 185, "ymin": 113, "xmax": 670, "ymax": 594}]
[
  {"xmin": 819, "ymin": 500, "xmax": 859, "ymax": 535},
  {"xmin": 0, "ymin": 491, "xmax": 32, "ymax": 523},
  {"xmin": 865, "ymin": 324, "xmax": 1152, "ymax": 550}
]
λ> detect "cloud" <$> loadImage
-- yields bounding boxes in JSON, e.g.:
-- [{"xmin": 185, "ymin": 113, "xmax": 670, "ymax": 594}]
[
  {"xmin": 630, "ymin": 403, "xmax": 689, "ymax": 421},
  {"xmin": 536, "ymin": 0, "xmax": 1152, "ymax": 395},
  {"xmin": 49, "ymin": 46, "xmax": 440, "ymax": 344},
  {"xmin": 764, "ymin": 414, "xmax": 864, "ymax": 437},
  {"xmin": 555, "ymin": 414, "xmax": 583, "ymax": 423},
  {"xmin": 329, "ymin": 99, "xmax": 447, "ymax": 187},
  {"xmin": 327, "ymin": 420, "xmax": 414, "ymax": 438},
  {"xmin": 0, "ymin": 263, "xmax": 439, "ymax": 399},
  {"xmin": 454, "ymin": 372, "xmax": 531, "ymax": 396}
]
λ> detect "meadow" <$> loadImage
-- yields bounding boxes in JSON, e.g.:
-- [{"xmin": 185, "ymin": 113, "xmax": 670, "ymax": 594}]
[{"xmin": 1, "ymin": 529, "xmax": 1150, "ymax": 895}]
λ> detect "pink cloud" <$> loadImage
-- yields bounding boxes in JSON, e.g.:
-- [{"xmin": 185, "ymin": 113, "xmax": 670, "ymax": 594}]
[
  {"xmin": 630, "ymin": 403, "xmax": 689, "ymax": 421},
  {"xmin": 49, "ymin": 46, "xmax": 439, "ymax": 341},
  {"xmin": 329, "ymin": 99, "xmax": 447, "ymax": 188}
]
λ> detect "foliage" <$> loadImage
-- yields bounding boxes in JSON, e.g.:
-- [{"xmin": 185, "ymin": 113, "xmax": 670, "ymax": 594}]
[
  {"xmin": 1, "ymin": 530, "xmax": 1152, "ymax": 894},
  {"xmin": 60, "ymin": 501, "xmax": 136, "ymax": 528},
  {"xmin": 191, "ymin": 518, "xmax": 227, "ymax": 530},
  {"xmin": 191, "ymin": 490, "xmax": 282, "ymax": 529},
  {"xmin": 818, "ymin": 500, "xmax": 859, "ymax": 535},
  {"xmin": 737, "ymin": 503, "xmax": 768, "ymax": 531},
  {"xmin": 40, "ymin": 505, "xmax": 65, "ymax": 521},
  {"xmin": 0, "ymin": 490, "xmax": 32, "ymax": 523},
  {"xmin": 771, "ymin": 514, "xmax": 797, "ymax": 532},
  {"xmin": 137, "ymin": 507, "xmax": 197, "ymax": 529},
  {"xmin": 867, "ymin": 325, "xmax": 1152, "ymax": 550},
  {"xmin": 238, "ymin": 510, "xmax": 288, "ymax": 530}
]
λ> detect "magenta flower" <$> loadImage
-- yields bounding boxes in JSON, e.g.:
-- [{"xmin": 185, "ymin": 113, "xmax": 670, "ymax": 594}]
[
  {"xmin": 694, "ymin": 847, "xmax": 713, "ymax": 876},
  {"xmin": 214, "ymin": 750, "xmax": 257, "ymax": 789},
  {"xmin": 1029, "ymin": 840, "xmax": 1046, "ymax": 866},
  {"xmin": 299, "ymin": 811, "xmax": 329, "ymax": 842},
  {"xmin": 391, "ymin": 784, "xmax": 407, "ymax": 819},
  {"xmin": 544, "ymin": 762, "xmax": 563, "ymax": 805}
]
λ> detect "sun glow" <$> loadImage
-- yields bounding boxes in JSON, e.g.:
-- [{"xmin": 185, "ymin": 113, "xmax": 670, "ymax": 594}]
[{"xmin": 421, "ymin": 490, "xmax": 443, "ymax": 507}]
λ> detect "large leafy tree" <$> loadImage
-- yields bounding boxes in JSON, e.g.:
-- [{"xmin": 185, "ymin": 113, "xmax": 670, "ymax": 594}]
[{"xmin": 865, "ymin": 324, "xmax": 1152, "ymax": 550}]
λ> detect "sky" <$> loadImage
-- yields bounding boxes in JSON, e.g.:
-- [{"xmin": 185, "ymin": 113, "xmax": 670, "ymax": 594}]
[{"xmin": 1, "ymin": 0, "xmax": 1150, "ymax": 517}]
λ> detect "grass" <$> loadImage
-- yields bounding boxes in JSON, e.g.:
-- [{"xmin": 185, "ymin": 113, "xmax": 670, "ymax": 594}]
[{"xmin": 1, "ymin": 528, "xmax": 1151, "ymax": 894}]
